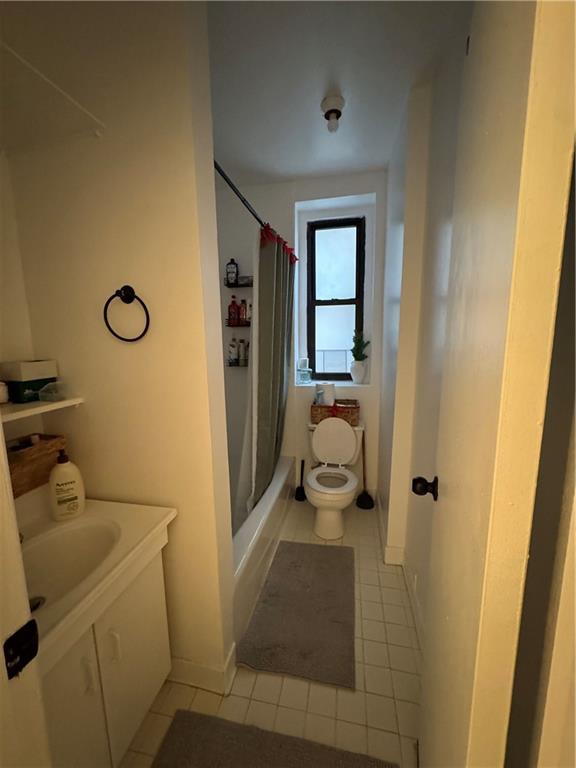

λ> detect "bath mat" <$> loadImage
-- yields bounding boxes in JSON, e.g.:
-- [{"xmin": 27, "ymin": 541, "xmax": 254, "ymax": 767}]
[
  {"xmin": 152, "ymin": 710, "xmax": 399, "ymax": 768},
  {"xmin": 236, "ymin": 540, "xmax": 355, "ymax": 688}
]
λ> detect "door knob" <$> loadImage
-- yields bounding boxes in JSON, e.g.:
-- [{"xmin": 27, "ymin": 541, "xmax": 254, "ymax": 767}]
[{"xmin": 412, "ymin": 475, "xmax": 438, "ymax": 501}]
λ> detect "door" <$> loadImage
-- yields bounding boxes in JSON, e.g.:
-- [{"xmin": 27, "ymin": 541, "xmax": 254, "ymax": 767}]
[
  {"xmin": 42, "ymin": 628, "xmax": 111, "ymax": 768},
  {"xmin": 417, "ymin": 2, "xmax": 574, "ymax": 766},
  {"xmin": 0, "ymin": 432, "xmax": 51, "ymax": 767}
]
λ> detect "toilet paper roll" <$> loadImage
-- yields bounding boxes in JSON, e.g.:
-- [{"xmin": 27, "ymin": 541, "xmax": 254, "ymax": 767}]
[{"xmin": 323, "ymin": 383, "xmax": 335, "ymax": 406}]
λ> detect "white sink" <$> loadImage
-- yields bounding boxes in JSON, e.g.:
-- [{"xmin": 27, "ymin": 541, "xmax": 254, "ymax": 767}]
[
  {"xmin": 18, "ymin": 499, "xmax": 176, "ymax": 673},
  {"xmin": 23, "ymin": 517, "xmax": 121, "ymax": 610}
]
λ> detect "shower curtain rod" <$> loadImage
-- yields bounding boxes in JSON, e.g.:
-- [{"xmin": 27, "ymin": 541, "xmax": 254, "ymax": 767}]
[{"xmin": 214, "ymin": 160, "xmax": 266, "ymax": 229}]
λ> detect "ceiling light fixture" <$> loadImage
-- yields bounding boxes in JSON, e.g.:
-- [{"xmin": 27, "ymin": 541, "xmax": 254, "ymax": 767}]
[{"xmin": 321, "ymin": 94, "xmax": 345, "ymax": 133}]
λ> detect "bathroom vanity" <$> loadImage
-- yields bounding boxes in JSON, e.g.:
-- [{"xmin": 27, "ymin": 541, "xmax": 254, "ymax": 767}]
[{"xmin": 20, "ymin": 499, "xmax": 177, "ymax": 768}]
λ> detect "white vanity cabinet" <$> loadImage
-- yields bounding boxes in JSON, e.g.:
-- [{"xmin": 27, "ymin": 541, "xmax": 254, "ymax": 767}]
[
  {"xmin": 42, "ymin": 627, "xmax": 111, "ymax": 768},
  {"xmin": 95, "ymin": 554, "xmax": 171, "ymax": 766},
  {"xmin": 42, "ymin": 554, "xmax": 171, "ymax": 767}
]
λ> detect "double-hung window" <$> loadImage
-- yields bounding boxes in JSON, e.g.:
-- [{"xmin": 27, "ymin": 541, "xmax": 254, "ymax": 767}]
[{"xmin": 306, "ymin": 217, "xmax": 366, "ymax": 380}]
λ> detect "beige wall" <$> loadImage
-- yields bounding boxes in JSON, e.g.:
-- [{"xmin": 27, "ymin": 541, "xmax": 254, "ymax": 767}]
[
  {"xmin": 3, "ymin": 2, "xmax": 234, "ymax": 692},
  {"xmin": 215, "ymin": 170, "xmax": 387, "ymax": 492},
  {"xmin": 0, "ymin": 154, "xmax": 34, "ymax": 362}
]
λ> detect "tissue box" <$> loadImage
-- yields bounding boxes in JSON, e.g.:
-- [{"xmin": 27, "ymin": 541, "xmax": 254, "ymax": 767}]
[{"xmin": 0, "ymin": 359, "xmax": 58, "ymax": 381}]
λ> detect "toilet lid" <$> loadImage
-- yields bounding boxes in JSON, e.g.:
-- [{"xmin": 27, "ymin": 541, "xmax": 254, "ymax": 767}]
[{"xmin": 312, "ymin": 417, "xmax": 356, "ymax": 465}]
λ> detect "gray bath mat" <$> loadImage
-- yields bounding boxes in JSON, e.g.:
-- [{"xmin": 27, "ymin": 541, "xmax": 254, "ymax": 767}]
[
  {"xmin": 236, "ymin": 540, "xmax": 355, "ymax": 688},
  {"xmin": 152, "ymin": 710, "xmax": 398, "ymax": 768}
]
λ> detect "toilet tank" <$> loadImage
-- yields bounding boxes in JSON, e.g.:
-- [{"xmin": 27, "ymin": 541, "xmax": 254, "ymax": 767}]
[{"xmin": 307, "ymin": 421, "xmax": 364, "ymax": 466}]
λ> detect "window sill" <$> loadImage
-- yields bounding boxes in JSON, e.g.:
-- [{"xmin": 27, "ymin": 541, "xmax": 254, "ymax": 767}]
[{"xmin": 293, "ymin": 381, "xmax": 373, "ymax": 388}]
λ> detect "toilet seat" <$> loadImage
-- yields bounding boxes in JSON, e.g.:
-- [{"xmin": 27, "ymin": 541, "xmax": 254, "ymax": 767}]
[{"xmin": 306, "ymin": 466, "xmax": 358, "ymax": 495}]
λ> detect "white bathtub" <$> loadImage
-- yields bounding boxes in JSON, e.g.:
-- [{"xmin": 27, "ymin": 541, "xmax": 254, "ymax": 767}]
[{"xmin": 233, "ymin": 456, "xmax": 294, "ymax": 640}]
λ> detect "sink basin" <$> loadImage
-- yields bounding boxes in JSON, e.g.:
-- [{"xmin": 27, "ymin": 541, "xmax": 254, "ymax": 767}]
[{"xmin": 22, "ymin": 517, "xmax": 121, "ymax": 610}]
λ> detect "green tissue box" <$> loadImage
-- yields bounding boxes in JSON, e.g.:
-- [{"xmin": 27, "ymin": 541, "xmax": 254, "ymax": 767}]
[{"xmin": 7, "ymin": 378, "xmax": 58, "ymax": 404}]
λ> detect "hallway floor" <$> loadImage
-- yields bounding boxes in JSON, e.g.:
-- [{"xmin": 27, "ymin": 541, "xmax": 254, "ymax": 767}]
[{"xmin": 121, "ymin": 500, "xmax": 420, "ymax": 768}]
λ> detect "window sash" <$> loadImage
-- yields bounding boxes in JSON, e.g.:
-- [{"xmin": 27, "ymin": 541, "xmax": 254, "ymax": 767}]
[{"xmin": 306, "ymin": 217, "xmax": 366, "ymax": 380}]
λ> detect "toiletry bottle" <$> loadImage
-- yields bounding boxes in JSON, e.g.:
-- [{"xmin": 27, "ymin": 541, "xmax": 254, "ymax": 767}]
[
  {"xmin": 49, "ymin": 450, "xmax": 86, "ymax": 521},
  {"xmin": 239, "ymin": 300, "xmax": 247, "ymax": 323},
  {"xmin": 238, "ymin": 339, "xmax": 246, "ymax": 364},
  {"xmin": 226, "ymin": 258, "xmax": 239, "ymax": 286},
  {"xmin": 228, "ymin": 296, "xmax": 239, "ymax": 326},
  {"xmin": 228, "ymin": 338, "xmax": 238, "ymax": 365},
  {"xmin": 247, "ymin": 302, "xmax": 252, "ymax": 322}
]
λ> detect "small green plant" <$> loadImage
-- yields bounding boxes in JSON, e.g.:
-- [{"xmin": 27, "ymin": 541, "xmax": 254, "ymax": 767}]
[{"xmin": 351, "ymin": 330, "xmax": 370, "ymax": 361}]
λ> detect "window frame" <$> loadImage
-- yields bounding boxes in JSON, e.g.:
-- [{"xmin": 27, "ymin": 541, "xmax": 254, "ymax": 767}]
[{"xmin": 306, "ymin": 216, "xmax": 366, "ymax": 381}]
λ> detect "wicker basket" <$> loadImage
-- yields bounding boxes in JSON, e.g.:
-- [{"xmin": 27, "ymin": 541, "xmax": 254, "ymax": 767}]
[
  {"xmin": 310, "ymin": 398, "xmax": 360, "ymax": 426},
  {"xmin": 7, "ymin": 433, "xmax": 66, "ymax": 498}
]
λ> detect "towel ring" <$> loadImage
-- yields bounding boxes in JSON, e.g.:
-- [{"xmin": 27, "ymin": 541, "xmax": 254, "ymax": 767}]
[{"xmin": 103, "ymin": 285, "xmax": 150, "ymax": 342}]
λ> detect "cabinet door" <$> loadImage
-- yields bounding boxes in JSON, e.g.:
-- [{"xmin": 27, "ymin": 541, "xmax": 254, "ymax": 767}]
[
  {"xmin": 42, "ymin": 628, "xmax": 111, "ymax": 768},
  {"xmin": 95, "ymin": 555, "xmax": 171, "ymax": 766}
]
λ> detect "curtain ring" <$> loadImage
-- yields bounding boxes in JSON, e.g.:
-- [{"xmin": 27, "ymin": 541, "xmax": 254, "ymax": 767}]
[{"xmin": 103, "ymin": 285, "xmax": 150, "ymax": 342}]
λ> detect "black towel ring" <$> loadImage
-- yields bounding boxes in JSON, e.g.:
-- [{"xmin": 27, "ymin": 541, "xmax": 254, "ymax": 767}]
[{"xmin": 103, "ymin": 285, "xmax": 150, "ymax": 342}]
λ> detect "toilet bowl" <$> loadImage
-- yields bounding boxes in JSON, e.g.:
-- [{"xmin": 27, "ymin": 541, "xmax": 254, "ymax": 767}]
[{"xmin": 304, "ymin": 418, "xmax": 363, "ymax": 540}]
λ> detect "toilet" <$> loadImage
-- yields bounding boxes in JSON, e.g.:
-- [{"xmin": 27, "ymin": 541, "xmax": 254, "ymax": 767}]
[{"xmin": 305, "ymin": 417, "xmax": 364, "ymax": 540}]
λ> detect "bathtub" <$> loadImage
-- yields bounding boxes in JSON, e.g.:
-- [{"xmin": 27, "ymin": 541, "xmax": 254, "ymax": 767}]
[{"xmin": 233, "ymin": 455, "xmax": 294, "ymax": 641}]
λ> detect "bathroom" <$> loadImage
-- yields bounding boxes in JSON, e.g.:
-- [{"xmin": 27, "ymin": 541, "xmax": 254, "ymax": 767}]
[{"xmin": 1, "ymin": 3, "xmax": 573, "ymax": 768}]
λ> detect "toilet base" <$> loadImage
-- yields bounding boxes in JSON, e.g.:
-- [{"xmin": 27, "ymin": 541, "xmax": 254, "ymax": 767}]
[{"xmin": 314, "ymin": 507, "xmax": 344, "ymax": 540}]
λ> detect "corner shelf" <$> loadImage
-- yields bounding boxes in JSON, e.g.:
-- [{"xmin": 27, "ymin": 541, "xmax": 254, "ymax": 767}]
[
  {"xmin": 225, "ymin": 320, "xmax": 251, "ymax": 328},
  {"xmin": 223, "ymin": 277, "xmax": 253, "ymax": 288},
  {"xmin": 225, "ymin": 360, "xmax": 249, "ymax": 368},
  {"xmin": 1, "ymin": 397, "xmax": 84, "ymax": 424}
]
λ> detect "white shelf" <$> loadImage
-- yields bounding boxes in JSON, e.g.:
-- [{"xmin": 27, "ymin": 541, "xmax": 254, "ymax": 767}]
[{"xmin": 1, "ymin": 397, "xmax": 84, "ymax": 424}]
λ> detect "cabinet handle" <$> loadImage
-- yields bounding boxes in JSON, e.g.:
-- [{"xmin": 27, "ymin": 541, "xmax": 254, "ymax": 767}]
[
  {"xmin": 110, "ymin": 630, "xmax": 122, "ymax": 663},
  {"xmin": 82, "ymin": 657, "xmax": 96, "ymax": 695}
]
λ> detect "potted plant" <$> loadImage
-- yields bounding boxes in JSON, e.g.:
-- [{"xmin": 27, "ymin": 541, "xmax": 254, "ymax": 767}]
[{"xmin": 350, "ymin": 330, "xmax": 369, "ymax": 384}]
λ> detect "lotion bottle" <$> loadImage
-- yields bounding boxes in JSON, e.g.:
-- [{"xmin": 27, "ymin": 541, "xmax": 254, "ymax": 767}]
[{"xmin": 49, "ymin": 449, "xmax": 86, "ymax": 521}]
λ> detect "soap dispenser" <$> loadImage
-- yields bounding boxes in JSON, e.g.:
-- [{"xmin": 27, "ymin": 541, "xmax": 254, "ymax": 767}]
[{"xmin": 49, "ymin": 449, "xmax": 86, "ymax": 521}]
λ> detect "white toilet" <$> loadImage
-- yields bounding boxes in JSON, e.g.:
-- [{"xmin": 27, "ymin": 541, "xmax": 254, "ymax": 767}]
[{"xmin": 305, "ymin": 417, "xmax": 364, "ymax": 540}]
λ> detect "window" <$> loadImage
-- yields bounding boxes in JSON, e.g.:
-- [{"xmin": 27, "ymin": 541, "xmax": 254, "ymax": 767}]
[{"xmin": 306, "ymin": 217, "xmax": 366, "ymax": 380}]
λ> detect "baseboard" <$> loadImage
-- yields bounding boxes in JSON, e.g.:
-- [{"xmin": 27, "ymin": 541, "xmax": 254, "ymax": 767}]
[
  {"xmin": 169, "ymin": 641, "xmax": 236, "ymax": 694},
  {"xmin": 403, "ymin": 567, "xmax": 425, "ymax": 651},
  {"xmin": 384, "ymin": 544, "xmax": 405, "ymax": 564}
]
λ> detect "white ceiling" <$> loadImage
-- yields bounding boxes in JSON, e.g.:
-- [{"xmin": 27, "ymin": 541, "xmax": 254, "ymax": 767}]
[{"xmin": 208, "ymin": 1, "xmax": 470, "ymax": 184}]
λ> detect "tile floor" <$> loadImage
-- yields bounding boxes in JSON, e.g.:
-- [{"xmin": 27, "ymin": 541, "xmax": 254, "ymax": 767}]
[{"xmin": 122, "ymin": 499, "xmax": 420, "ymax": 768}]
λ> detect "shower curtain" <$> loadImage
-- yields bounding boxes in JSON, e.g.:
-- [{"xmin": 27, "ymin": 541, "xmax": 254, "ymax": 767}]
[
  {"xmin": 233, "ymin": 225, "xmax": 295, "ymax": 532},
  {"xmin": 252, "ymin": 225, "xmax": 295, "ymax": 507}
]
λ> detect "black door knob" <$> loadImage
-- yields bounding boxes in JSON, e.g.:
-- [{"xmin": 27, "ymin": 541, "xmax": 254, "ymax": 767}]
[{"xmin": 411, "ymin": 476, "xmax": 438, "ymax": 501}]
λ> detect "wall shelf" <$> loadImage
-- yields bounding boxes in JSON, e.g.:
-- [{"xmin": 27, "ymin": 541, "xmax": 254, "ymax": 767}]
[
  {"xmin": 1, "ymin": 397, "xmax": 84, "ymax": 424},
  {"xmin": 223, "ymin": 277, "xmax": 253, "ymax": 288},
  {"xmin": 225, "ymin": 320, "xmax": 251, "ymax": 328}
]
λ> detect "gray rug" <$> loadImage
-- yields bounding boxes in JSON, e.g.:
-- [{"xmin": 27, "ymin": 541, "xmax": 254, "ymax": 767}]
[
  {"xmin": 152, "ymin": 710, "xmax": 398, "ymax": 768},
  {"xmin": 236, "ymin": 541, "xmax": 356, "ymax": 688}
]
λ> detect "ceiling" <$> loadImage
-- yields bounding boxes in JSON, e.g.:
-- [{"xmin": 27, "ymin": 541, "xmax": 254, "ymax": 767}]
[{"xmin": 208, "ymin": 2, "xmax": 469, "ymax": 184}]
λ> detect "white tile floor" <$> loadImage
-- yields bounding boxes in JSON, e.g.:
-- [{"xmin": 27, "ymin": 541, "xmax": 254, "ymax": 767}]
[{"xmin": 122, "ymin": 499, "xmax": 420, "ymax": 768}]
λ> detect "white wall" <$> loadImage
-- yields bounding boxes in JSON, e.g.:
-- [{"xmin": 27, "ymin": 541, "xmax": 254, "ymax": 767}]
[
  {"xmin": 215, "ymin": 182, "xmax": 257, "ymax": 530},
  {"xmin": 402, "ymin": 39, "xmax": 468, "ymax": 637},
  {"xmin": 215, "ymin": 170, "xmax": 387, "ymax": 492},
  {"xmin": 377, "ymin": 117, "xmax": 405, "ymax": 542},
  {"xmin": 3, "ymin": 2, "xmax": 235, "ymax": 693},
  {"xmin": 381, "ymin": 86, "xmax": 432, "ymax": 566}
]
